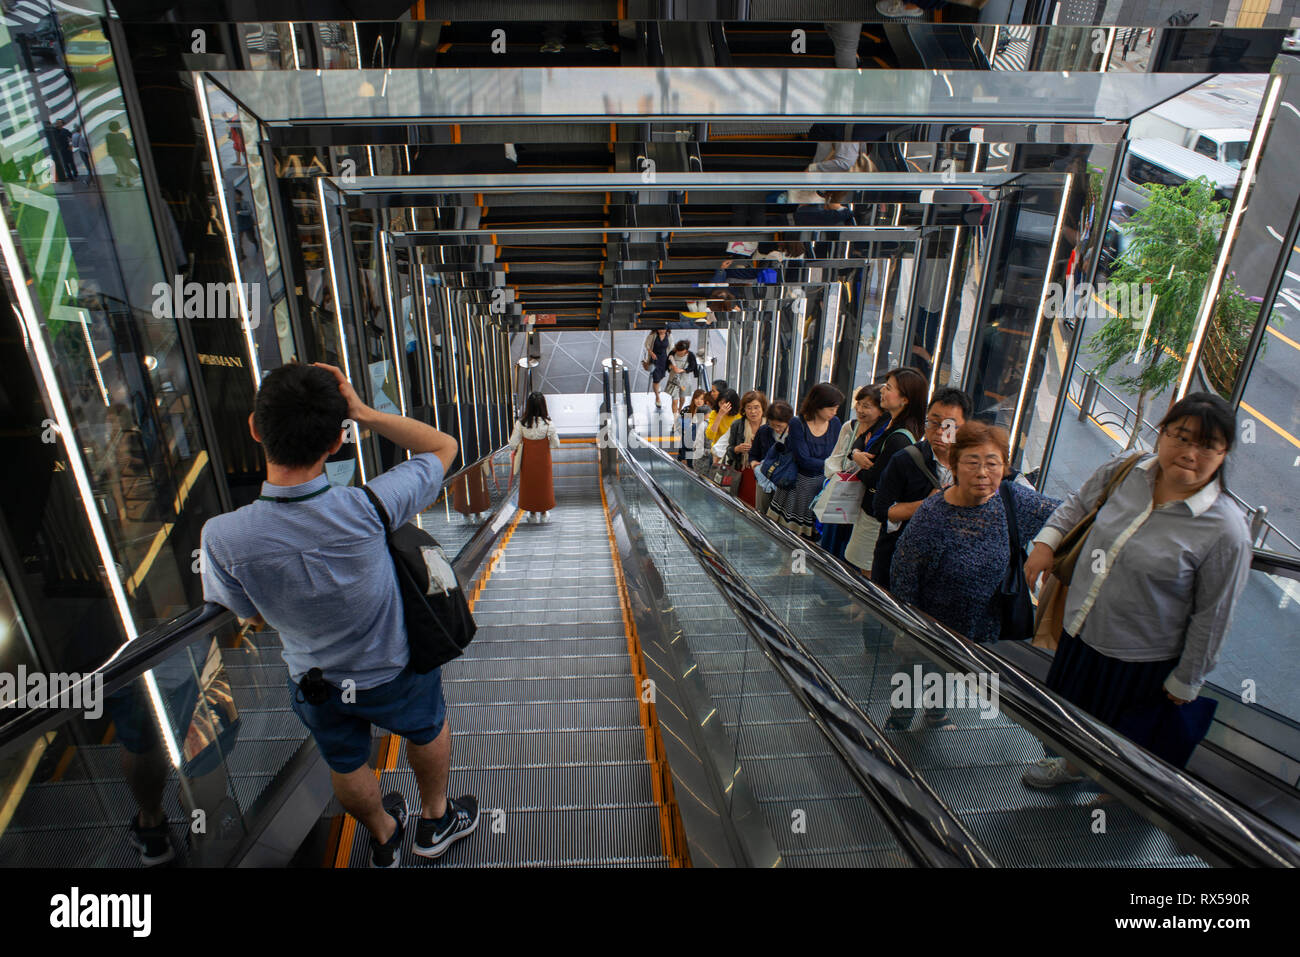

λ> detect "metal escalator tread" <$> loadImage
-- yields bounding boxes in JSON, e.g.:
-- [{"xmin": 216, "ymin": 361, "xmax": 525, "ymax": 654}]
[
  {"xmin": 625, "ymin": 503, "xmax": 913, "ymax": 867},
  {"xmin": 762, "ymin": 574, "xmax": 1211, "ymax": 868},
  {"xmin": 646, "ymin": 459, "xmax": 1214, "ymax": 866},
  {"xmin": 345, "ymin": 442, "xmax": 673, "ymax": 867}
]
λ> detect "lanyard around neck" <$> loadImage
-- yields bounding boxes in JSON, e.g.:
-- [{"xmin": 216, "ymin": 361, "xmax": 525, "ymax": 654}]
[{"xmin": 258, "ymin": 485, "xmax": 331, "ymax": 504}]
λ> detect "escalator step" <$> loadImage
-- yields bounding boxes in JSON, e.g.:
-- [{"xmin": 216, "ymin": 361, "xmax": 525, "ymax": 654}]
[
  {"xmin": 449, "ymin": 654, "xmax": 635, "ymax": 680},
  {"xmin": 442, "ymin": 674, "xmax": 635, "ymax": 705},
  {"xmin": 447, "ymin": 699, "xmax": 643, "ymax": 734},
  {"xmin": 350, "ymin": 776, "xmax": 667, "ymax": 868},
  {"xmin": 446, "ymin": 729, "xmax": 649, "ymax": 769}
]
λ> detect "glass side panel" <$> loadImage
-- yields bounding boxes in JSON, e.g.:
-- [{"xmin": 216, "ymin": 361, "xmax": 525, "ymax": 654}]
[
  {"xmin": 0, "ymin": 460, "xmax": 503, "ymax": 868},
  {"xmin": 1207, "ymin": 566, "xmax": 1300, "ymax": 729},
  {"xmin": 614, "ymin": 447, "xmax": 912, "ymax": 867},
  {"xmin": 416, "ymin": 446, "xmax": 514, "ymax": 556},
  {"xmin": 628, "ymin": 436, "xmax": 1211, "ymax": 867}
]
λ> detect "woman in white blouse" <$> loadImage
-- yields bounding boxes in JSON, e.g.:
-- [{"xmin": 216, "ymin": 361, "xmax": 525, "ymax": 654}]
[{"xmin": 508, "ymin": 392, "xmax": 562, "ymax": 523}]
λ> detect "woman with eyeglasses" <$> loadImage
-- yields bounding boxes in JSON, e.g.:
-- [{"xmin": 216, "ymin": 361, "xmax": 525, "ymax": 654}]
[
  {"xmin": 1021, "ymin": 393, "xmax": 1252, "ymax": 787},
  {"xmin": 891, "ymin": 421, "xmax": 1061, "ymax": 644}
]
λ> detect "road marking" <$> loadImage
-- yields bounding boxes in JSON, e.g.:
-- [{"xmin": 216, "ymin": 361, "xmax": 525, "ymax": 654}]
[
  {"xmin": 1067, "ymin": 393, "xmax": 1125, "ymax": 444},
  {"xmin": 1241, "ymin": 400, "xmax": 1300, "ymax": 451},
  {"xmin": 1266, "ymin": 324, "xmax": 1300, "ymax": 352},
  {"xmin": 1265, "ymin": 224, "xmax": 1300, "ymax": 254}
]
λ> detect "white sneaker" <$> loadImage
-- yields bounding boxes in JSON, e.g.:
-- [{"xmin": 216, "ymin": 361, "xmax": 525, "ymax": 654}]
[
  {"xmin": 877, "ymin": 0, "xmax": 924, "ymax": 17},
  {"xmin": 1022, "ymin": 757, "xmax": 1086, "ymax": 789},
  {"xmin": 542, "ymin": 512, "xmax": 552, "ymax": 524}
]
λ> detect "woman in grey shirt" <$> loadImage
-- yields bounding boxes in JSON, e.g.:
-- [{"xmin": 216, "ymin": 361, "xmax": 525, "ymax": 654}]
[{"xmin": 1021, "ymin": 393, "xmax": 1253, "ymax": 787}]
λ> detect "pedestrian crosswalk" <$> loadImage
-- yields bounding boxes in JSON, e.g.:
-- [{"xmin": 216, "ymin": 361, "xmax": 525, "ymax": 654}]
[
  {"xmin": 991, "ymin": 26, "xmax": 1031, "ymax": 72},
  {"xmin": 0, "ymin": 66, "xmax": 128, "ymax": 180}
]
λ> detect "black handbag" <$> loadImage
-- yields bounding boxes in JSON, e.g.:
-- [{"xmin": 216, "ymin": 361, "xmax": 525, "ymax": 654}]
[
  {"xmin": 363, "ymin": 486, "xmax": 476, "ymax": 672},
  {"xmin": 995, "ymin": 482, "xmax": 1034, "ymax": 642}
]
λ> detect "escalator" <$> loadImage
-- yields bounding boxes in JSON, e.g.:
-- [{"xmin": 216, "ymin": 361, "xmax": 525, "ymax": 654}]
[
  {"xmin": 3, "ymin": 423, "xmax": 1298, "ymax": 868},
  {"xmin": 332, "ymin": 440, "xmax": 678, "ymax": 867},
  {"xmin": 606, "ymin": 407, "xmax": 1300, "ymax": 867}
]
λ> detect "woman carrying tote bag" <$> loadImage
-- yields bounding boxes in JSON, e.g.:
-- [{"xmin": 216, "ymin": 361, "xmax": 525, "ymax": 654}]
[
  {"xmin": 844, "ymin": 368, "xmax": 927, "ymax": 574},
  {"xmin": 819, "ymin": 384, "xmax": 887, "ymax": 561}
]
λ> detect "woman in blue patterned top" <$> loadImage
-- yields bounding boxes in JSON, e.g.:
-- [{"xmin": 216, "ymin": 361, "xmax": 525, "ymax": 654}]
[
  {"xmin": 765, "ymin": 382, "xmax": 844, "ymax": 539},
  {"xmin": 891, "ymin": 421, "xmax": 1061, "ymax": 643}
]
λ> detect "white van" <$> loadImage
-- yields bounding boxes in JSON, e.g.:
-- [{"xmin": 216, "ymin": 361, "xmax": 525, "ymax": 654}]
[{"xmin": 1113, "ymin": 139, "xmax": 1238, "ymax": 217}]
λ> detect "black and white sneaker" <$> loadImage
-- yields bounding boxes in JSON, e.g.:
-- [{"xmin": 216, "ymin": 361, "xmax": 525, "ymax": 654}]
[
  {"xmin": 369, "ymin": 792, "xmax": 408, "ymax": 868},
  {"xmin": 413, "ymin": 795, "xmax": 480, "ymax": 859},
  {"xmin": 127, "ymin": 814, "xmax": 175, "ymax": 867}
]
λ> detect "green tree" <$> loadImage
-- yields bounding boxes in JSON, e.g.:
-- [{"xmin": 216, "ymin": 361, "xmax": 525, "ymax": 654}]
[{"xmin": 1089, "ymin": 176, "xmax": 1272, "ymax": 450}]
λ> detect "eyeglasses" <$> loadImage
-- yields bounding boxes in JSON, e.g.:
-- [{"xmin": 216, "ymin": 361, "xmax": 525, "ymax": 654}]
[
  {"xmin": 956, "ymin": 457, "xmax": 1003, "ymax": 474},
  {"xmin": 1161, "ymin": 427, "xmax": 1227, "ymax": 455}
]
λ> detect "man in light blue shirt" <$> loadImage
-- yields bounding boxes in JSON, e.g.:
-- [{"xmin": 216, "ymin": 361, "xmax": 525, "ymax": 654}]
[{"xmin": 201, "ymin": 362, "xmax": 478, "ymax": 867}]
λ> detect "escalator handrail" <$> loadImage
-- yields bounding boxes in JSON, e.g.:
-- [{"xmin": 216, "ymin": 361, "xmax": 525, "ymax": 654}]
[
  {"xmin": 0, "ymin": 602, "xmax": 236, "ymax": 757},
  {"xmin": 615, "ymin": 437, "xmax": 997, "ymax": 868},
  {"xmin": 445, "ymin": 442, "xmax": 512, "ymax": 486},
  {"xmin": 630, "ymin": 434, "xmax": 1300, "ymax": 867},
  {"xmin": 1251, "ymin": 547, "xmax": 1300, "ymax": 581},
  {"xmin": 0, "ymin": 443, "xmax": 518, "ymax": 757}
]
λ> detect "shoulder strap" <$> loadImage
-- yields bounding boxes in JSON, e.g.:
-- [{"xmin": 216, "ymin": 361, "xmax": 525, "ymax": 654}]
[
  {"xmin": 1097, "ymin": 453, "xmax": 1144, "ymax": 510},
  {"xmin": 361, "ymin": 485, "xmax": 393, "ymax": 537},
  {"xmin": 1000, "ymin": 481, "xmax": 1022, "ymax": 561},
  {"xmin": 904, "ymin": 444, "xmax": 942, "ymax": 490},
  {"xmin": 894, "ymin": 427, "xmax": 916, "ymax": 444}
]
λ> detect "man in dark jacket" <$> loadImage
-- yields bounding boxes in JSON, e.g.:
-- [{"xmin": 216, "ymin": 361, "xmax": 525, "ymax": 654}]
[{"xmin": 870, "ymin": 386, "xmax": 971, "ymax": 591}]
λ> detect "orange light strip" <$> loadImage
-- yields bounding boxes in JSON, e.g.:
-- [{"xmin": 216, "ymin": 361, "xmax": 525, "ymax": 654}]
[{"xmin": 597, "ymin": 467, "xmax": 690, "ymax": 867}]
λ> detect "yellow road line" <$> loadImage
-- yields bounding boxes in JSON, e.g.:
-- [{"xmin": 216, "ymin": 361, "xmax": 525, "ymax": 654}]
[
  {"xmin": 1241, "ymin": 401, "xmax": 1300, "ymax": 451},
  {"xmin": 1267, "ymin": 324, "xmax": 1300, "ymax": 353},
  {"xmin": 1067, "ymin": 394, "xmax": 1125, "ymax": 444}
]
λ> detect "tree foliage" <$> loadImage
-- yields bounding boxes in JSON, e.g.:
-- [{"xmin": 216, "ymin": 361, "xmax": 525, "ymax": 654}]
[{"xmin": 1089, "ymin": 176, "xmax": 1227, "ymax": 399}]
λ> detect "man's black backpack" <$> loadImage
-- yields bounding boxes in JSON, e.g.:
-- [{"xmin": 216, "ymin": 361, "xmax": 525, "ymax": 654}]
[{"xmin": 363, "ymin": 486, "xmax": 476, "ymax": 672}]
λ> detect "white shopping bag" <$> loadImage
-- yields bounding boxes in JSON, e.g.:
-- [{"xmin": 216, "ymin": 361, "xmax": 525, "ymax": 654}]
[{"xmin": 812, "ymin": 471, "xmax": 866, "ymax": 524}]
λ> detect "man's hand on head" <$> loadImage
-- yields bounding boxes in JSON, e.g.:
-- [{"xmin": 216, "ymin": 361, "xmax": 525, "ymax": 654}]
[{"xmin": 313, "ymin": 362, "xmax": 373, "ymax": 425}]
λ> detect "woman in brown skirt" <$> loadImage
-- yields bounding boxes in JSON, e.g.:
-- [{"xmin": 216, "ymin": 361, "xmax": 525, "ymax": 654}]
[{"xmin": 508, "ymin": 391, "xmax": 561, "ymax": 523}]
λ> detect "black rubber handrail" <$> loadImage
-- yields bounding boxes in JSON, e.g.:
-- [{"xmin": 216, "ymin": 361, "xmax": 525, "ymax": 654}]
[
  {"xmin": 1252, "ymin": 548, "xmax": 1300, "ymax": 581},
  {"xmin": 629, "ymin": 434, "xmax": 1300, "ymax": 867},
  {"xmin": 615, "ymin": 437, "xmax": 997, "ymax": 868},
  {"xmin": 0, "ymin": 443, "xmax": 517, "ymax": 756}
]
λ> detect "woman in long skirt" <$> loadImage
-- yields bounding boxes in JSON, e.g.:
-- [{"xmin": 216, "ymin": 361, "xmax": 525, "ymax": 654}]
[
  {"xmin": 766, "ymin": 383, "xmax": 844, "ymax": 539},
  {"xmin": 509, "ymin": 391, "xmax": 561, "ymax": 523}
]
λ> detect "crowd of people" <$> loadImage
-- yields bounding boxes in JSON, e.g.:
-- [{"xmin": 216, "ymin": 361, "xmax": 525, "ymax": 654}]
[{"xmin": 671, "ymin": 373, "xmax": 1254, "ymax": 781}]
